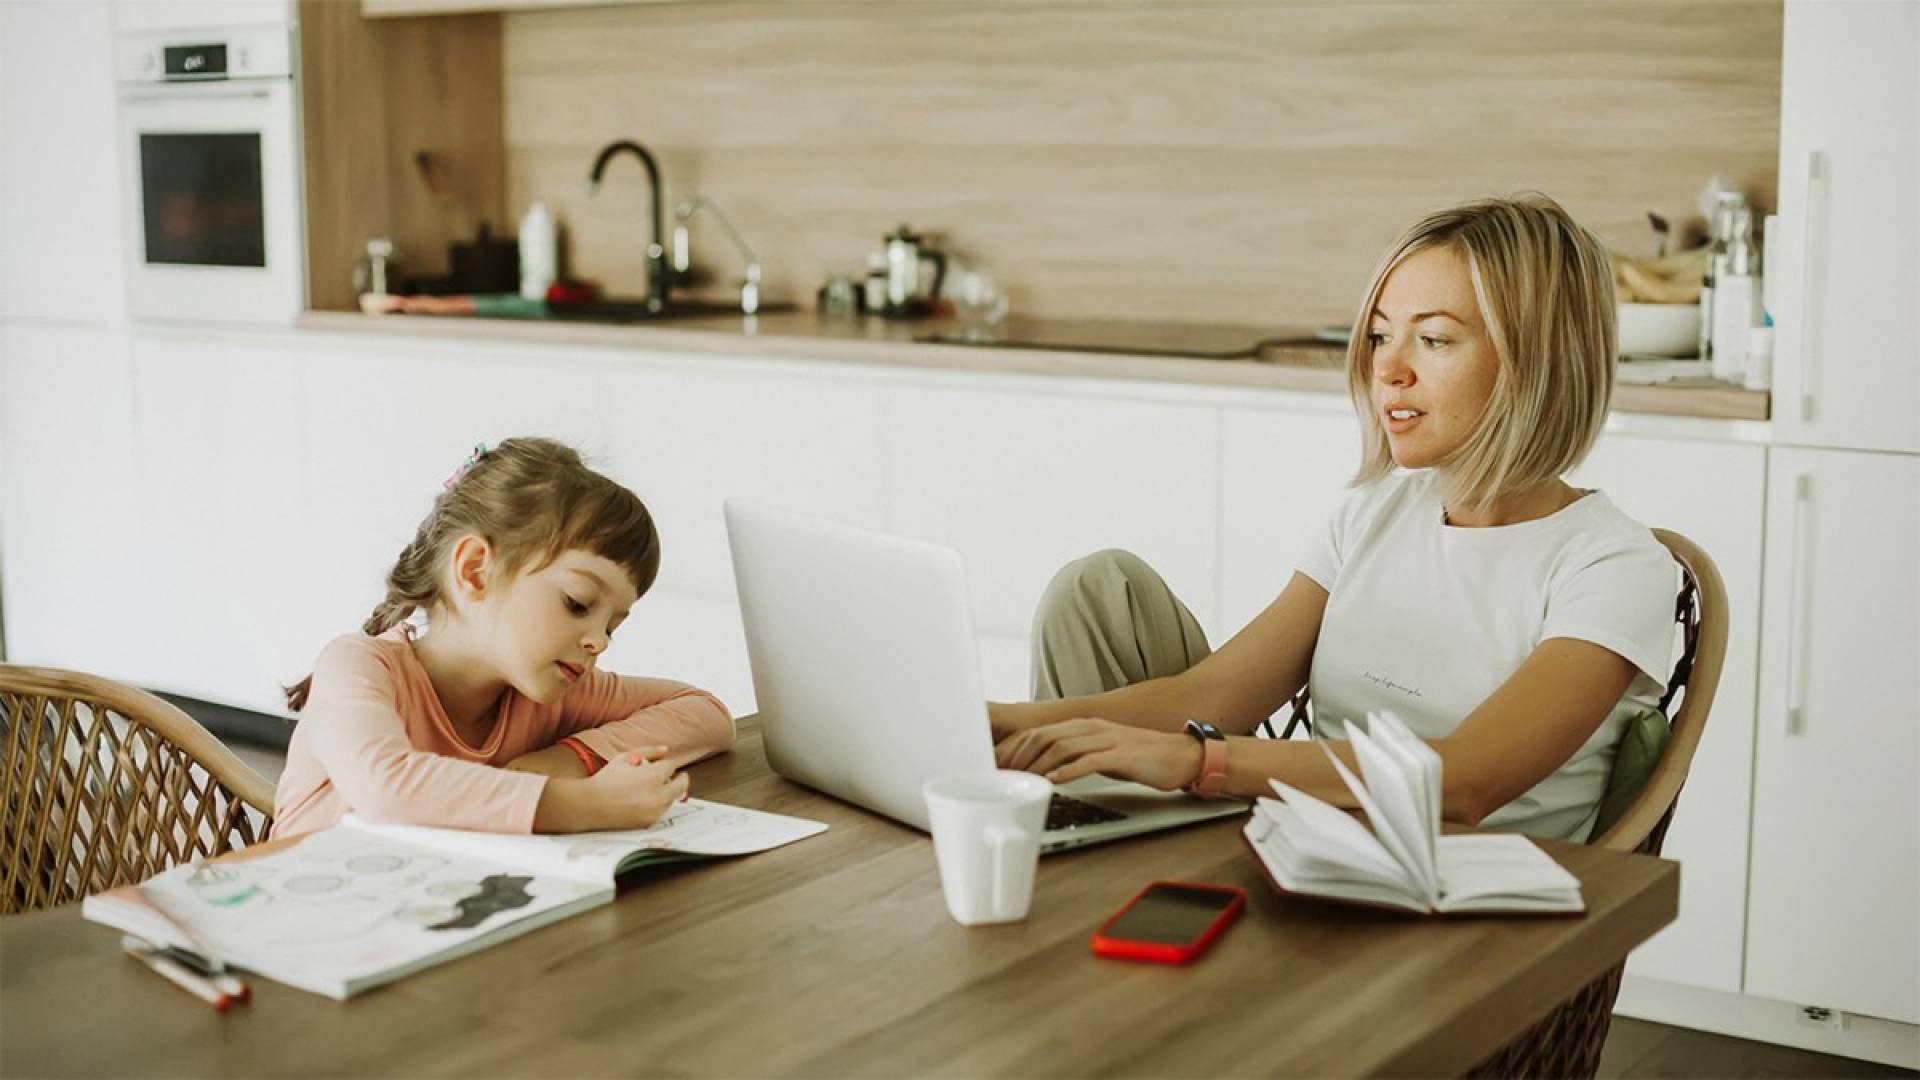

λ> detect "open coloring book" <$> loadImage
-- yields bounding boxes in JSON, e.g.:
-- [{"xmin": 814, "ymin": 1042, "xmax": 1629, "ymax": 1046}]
[
  {"xmin": 1242, "ymin": 711, "xmax": 1584, "ymax": 915},
  {"xmin": 82, "ymin": 798, "xmax": 827, "ymax": 999}
]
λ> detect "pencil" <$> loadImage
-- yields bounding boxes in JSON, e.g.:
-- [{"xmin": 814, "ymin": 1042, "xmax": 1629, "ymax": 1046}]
[{"xmin": 121, "ymin": 936, "xmax": 233, "ymax": 1012}]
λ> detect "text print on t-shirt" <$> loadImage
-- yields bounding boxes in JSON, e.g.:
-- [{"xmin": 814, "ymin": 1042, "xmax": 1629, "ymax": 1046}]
[{"xmin": 1363, "ymin": 671, "xmax": 1425, "ymax": 699}]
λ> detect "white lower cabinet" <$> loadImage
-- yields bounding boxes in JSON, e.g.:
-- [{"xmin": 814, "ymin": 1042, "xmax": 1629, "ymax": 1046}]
[
  {"xmin": 884, "ymin": 383, "xmax": 1220, "ymax": 641},
  {"xmin": 1570, "ymin": 433, "xmax": 1767, "ymax": 994},
  {"xmin": 603, "ymin": 587, "xmax": 758, "ymax": 720},
  {"xmin": 0, "ymin": 323, "xmax": 141, "ymax": 677},
  {"xmin": 125, "ymin": 331, "xmax": 307, "ymax": 713},
  {"xmin": 600, "ymin": 361, "xmax": 887, "ymax": 601},
  {"xmin": 1745, "ymin": 446, "xmax": 1919, "ymax": 1025}
]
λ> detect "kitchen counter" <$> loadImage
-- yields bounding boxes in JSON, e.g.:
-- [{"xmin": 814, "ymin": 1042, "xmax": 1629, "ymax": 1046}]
[{"xmin": 295, "ymin": 308, "xmax": 1770, "ymax": 421}]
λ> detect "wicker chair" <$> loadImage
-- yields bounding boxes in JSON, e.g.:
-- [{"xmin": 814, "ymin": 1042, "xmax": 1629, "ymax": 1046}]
[
  {"xmin": 1268, "ymin": 528, "xmax": 1728, "ymax": 1079},
  {"xmin": 0, "ymin": 664, "xmax": 276, "ymax": 915}
]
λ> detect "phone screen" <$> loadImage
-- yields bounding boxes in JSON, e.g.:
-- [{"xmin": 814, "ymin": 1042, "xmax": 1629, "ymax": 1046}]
[{"xmin": 1104, "ymin": 884, "xmax": 1239, "ymax": 944}]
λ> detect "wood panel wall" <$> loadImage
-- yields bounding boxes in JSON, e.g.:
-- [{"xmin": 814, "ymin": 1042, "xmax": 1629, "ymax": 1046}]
[
  {"xmin": 301, "ymin": 2, "xmax": 505, "ymax": 313},
  {"xmin": 499, "ymin": 1, "xmax": 1781, "ymax": 327}
]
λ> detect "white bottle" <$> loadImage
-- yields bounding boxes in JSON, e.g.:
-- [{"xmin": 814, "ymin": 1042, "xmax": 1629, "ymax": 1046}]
[
  {"xmin": 1710, "ymin": 210, "xmax": 1759, "ymax": 381},
  {"xmin": 519, "ymin": 200, "xmax": 556, "ymax": 301}
]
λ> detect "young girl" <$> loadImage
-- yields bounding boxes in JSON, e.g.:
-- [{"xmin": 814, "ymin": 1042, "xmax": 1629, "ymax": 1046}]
[
  {"xmin": 992, "ymin": 194, "xmax": 1677, "ymax": 842},
  {"xmin": 272, "ymin": 437, "xmax": 734, "ymax": 839}
]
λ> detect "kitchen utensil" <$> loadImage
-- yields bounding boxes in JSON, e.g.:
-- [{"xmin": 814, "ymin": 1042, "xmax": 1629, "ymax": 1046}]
[{"xmin": 882, "ymin": 224, "xmax": 947, "ymax": 318}]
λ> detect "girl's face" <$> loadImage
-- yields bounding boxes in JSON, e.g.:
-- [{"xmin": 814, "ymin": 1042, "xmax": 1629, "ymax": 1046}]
[
  {"xmin": 1365, "ymin": 245, "xmax": 1501, "ymax": 471},
  {"xmin": 488, "ymin": 548, "xmax": 639, "ymax": 704}
]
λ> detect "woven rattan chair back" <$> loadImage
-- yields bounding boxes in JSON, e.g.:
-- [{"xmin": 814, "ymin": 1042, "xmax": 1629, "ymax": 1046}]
[
  {"xmin": 0, "ymin": 664, "xmax": 276, "ymax": 915},
  {"xmin": 1466, "ymin": 528, "xmax": 1728, "ymax": 1078}
]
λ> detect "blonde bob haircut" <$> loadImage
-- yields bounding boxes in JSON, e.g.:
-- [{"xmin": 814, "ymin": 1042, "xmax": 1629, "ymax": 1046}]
[{"xmin": 1346, "ymin": 193, "xmax": 1617, "ymax": 511}]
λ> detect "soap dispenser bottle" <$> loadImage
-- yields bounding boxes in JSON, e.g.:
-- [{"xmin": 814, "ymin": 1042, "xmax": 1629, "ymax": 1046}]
[{"xmin": 519, "ymin": 201, "xmax": 556, "ymax": 301}]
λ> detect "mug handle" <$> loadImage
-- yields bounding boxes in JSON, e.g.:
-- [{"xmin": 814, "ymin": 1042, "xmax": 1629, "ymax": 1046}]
[{"xmin": 984, "ymin": 822, "xmax": 1032, "ymax": 916}]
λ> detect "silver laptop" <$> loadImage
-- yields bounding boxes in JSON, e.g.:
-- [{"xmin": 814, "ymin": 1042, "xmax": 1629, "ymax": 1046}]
[{"xmin": 723, "ymin": 499, "xmax": 1246, "ymax": 853}]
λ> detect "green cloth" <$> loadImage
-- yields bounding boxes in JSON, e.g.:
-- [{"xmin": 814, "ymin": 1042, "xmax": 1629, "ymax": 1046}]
[
  {"xmin": 1591, "ymin": 707, "xmax": 1671, "ymax": 841},
  {"xmin": 469, "ymin": 293, "xmax": 547, "ymax": 318}
]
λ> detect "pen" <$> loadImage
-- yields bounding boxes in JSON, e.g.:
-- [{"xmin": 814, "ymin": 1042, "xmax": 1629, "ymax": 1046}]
[
  {"xmin": 121, "ymin": 936, "xmax": 235, "ymax": 1012},
  {"xmin": 150, "ymin": 942, "xmax": 250, "ymax": 1001}
]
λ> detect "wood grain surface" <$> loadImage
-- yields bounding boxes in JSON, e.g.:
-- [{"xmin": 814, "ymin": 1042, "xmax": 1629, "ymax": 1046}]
[
  {"xmin": 496, "ymin": 1, "xmax": 1781, "ymax": 328},
  {"xmin": 1, "ymin": 716, "xmax": 1678, "ymax": 1078}
]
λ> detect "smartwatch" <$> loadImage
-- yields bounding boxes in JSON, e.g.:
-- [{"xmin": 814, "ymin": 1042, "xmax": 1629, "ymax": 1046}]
[{"xmin": 1182, "ymin": 719, "xmax": 1229, "ymax": 796}]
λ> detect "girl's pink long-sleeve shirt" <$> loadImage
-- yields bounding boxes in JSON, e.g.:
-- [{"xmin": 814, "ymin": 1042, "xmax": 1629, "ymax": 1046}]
[{"xmin": 271, "ymin": 627, "xmax": 735, "ymax": 839}]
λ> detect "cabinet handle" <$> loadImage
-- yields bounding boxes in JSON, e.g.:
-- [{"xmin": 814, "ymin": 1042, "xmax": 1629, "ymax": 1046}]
[
  {"xmin": 1784, "ymin": 471, "xmax": 1815, "ymax": 735},
  {"xmin": 1798, "ymin": 151, "xmax": 1828, "ymax": 424}
]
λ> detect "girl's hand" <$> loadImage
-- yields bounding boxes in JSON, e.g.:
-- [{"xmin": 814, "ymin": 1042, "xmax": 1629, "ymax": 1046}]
[
  {"xmin": 994, "ymin": 718, "xmax": 1203, "ymax": 792},
  {"xmin": 586, "ymin": 749, "xmax": 689, "ymax": 830}
]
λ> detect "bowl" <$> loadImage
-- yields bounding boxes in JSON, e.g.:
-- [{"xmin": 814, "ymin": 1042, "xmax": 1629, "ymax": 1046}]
[{"xmin": 1616, "ymin": 302, "xmax": 1701, "ymax": 358}]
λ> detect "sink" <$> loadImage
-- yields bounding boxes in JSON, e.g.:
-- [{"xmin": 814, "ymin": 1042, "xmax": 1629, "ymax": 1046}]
[{"xmin": 545, "ymin": 298, "xmax": 794, "ymax": 323}]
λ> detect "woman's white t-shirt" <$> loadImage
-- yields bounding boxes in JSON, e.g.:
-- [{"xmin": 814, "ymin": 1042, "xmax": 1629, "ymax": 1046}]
[{"xmin": 1296, "ymin": 470, "xmax": 1677, "ymax": 841}]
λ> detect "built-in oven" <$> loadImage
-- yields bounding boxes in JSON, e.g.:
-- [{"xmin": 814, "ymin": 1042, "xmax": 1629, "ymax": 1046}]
[{"xmin": 116, "ymin": 24, "xmax": 304, "ymax": 324}]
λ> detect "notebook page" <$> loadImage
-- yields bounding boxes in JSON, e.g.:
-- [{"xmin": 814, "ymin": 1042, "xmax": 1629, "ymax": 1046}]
[
  {"xmin": 1243, "ymin": 820, "xmax": 1429, "ymax": 914},
  {"xmin": 343, "ymin": 799, "xmax": 823, "ymax": 884},
  {"xmin": 1366, "ymin": 712, "xmax": 1442, "ymax": 893},
  {"xmin": 1434, "ymin": 834, "xmax": 1584, "ymax": 913},
  {"xmin": 1345, "ymin": 720, "xmax": 1438, "ymax": 904},
  {"xmin": 1254, "ymin": 790, "xmax": 1413, "ymax": 891},
  {"xmin": 1320, "ymin": 737, "xmax": 1431, "ymax": 906}
]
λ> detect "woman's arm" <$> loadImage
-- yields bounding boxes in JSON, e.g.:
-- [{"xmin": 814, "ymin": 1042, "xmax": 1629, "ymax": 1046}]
[
  {"xmin": 990, "ymin": 571, "xmax": 1329, "ymax": 740},
  {"xmin": 1002, "ymin": 635, "xmax": 1639, "ymax": 826}
]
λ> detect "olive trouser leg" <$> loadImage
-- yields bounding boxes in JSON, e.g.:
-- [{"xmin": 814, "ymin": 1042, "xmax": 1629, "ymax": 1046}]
[{"xmin": 1028, "ymin": 549, "xmax": 1212, "ymax": 702}]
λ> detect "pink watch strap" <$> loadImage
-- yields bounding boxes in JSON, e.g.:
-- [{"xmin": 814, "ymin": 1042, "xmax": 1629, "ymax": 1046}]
[{"xmin": 1189, "ymin": 735, "xmax": 1228, "ymax": 796}]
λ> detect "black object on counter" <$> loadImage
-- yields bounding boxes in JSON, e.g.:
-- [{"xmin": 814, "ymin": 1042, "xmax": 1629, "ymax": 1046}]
[{"xmin": 403, "ymin": 222, "xmax": 520, "ymax": 296}]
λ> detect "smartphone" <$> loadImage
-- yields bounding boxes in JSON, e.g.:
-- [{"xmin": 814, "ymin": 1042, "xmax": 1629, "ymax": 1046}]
[{"xmin": 1090, "ymin": 881, "xmax": 1246, "ymax": 965}]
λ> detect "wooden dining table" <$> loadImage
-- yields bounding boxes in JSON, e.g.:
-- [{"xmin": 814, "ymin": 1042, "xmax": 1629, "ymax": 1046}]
[{"xmin": 0, "ymin": 716, "xmax": 1677, "ymax": 1078}]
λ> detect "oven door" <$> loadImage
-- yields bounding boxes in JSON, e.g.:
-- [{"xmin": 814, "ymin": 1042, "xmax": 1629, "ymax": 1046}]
[{"xmin": 120, "ymin": 79, "xmax": 304, "ymax": 324}]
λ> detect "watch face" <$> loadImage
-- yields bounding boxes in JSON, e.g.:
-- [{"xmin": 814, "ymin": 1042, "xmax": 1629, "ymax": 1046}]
[{"xmin": 1185, "ymin": 719, "xmax": 1224, "ymax": 741}]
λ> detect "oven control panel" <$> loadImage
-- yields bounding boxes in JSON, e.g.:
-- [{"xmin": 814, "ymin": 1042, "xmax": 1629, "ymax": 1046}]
[{"xmin": 116, "ymin": 25, "xmax": 292, "ymax": 83}]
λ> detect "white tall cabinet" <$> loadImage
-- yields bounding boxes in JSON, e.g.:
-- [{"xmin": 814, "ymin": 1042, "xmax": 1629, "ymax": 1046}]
[
  {"xmin": 1769, "ymin": 0, "xmax": 1920, "ymax": 455},
  {"xmin": 1712, "ymin": 0, "xmax": 1920, "ymax": 1034},
  {"xmin": 0, "ymin": 0, "xmax": 125, "ymax": 325},
  {"xmin": 0, "ymin": 0, "xmax": 126, "ymax": 670},
  {"xmin": 1746, "ymin": 449, "xmax": 1919, "ymax": 1026}
]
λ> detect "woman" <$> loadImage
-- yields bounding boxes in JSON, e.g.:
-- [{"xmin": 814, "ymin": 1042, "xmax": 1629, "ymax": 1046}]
[{"xmin": 991, "ymin": 194, "xmax": 1675, "ymax": 841}]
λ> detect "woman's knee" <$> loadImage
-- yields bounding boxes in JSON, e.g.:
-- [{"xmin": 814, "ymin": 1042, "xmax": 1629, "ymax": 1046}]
[
  {"xmin": 1035, "ymin": 549, "xmax": 1158, "ymax": 629},
  {"xmin": 1046, "ymin": 548, "xmax": 1148, "ymax": 599}
]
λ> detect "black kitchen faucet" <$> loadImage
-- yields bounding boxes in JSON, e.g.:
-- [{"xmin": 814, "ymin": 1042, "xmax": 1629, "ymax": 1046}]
[{"xmin": 587, "ymin": 139, "xmax": 671, "ymax": 312}]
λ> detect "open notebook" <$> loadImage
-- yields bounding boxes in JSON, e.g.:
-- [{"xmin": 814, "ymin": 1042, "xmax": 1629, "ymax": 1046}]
[
  {"xmin": 82, "ymin": 798, "xmax": 826, "ymax": 999},
  {"xmin": 1242, "ymin": 712, "xmax": 1584, "ymax": 915}
]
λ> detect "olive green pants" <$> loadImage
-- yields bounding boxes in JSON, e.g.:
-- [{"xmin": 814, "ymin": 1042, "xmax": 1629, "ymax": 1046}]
[{"xmin": 1028, "ymin": 549, "xmax": 1214, "ymax": 702}]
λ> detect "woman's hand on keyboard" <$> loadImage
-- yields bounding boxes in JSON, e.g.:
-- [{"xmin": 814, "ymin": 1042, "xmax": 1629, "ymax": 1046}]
[
  {"xmin": 987, "ymin": 700, "xmax": 1050, "ymax": 742},
  {"xmin": 995, "ymin": 718, "xmax": 1203, "ymax": 792}
]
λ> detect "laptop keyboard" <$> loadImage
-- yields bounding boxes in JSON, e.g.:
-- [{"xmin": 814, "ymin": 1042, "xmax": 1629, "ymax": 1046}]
[{"xmin": 1045, "ymin": 792, "xmax": 1128, "ymax": 832}]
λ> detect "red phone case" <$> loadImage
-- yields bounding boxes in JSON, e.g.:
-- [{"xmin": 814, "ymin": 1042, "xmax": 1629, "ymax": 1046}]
[{"xmin": 1090, "ymin": 880, "xmax": 1246, "ymax": 965}]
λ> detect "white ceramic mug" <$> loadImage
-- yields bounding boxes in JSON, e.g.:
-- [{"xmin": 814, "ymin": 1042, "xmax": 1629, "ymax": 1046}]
[{"xmin": 922, "ymin": 770, "xmax": 1052, "ymax": 926}]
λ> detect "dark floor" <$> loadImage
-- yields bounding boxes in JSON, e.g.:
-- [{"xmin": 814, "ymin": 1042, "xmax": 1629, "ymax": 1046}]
[{"xmin": 173, "ymin": 695, "xmax": 1915, "ymax": 1080}]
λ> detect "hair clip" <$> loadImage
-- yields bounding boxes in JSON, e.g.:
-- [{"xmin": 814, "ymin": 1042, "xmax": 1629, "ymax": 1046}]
[{"xmin": 443, "ymin": 443, "xmax": 488, "ymax": 490}]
